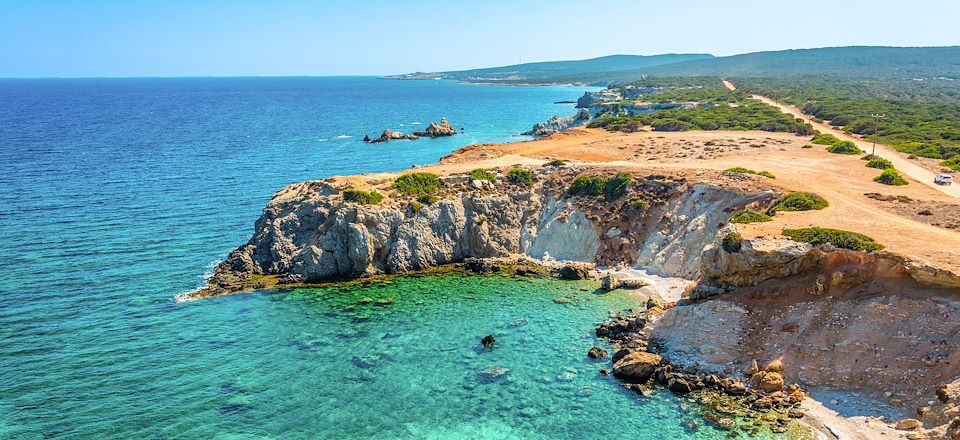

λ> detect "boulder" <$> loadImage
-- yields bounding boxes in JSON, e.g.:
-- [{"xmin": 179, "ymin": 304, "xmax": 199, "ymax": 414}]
[
  {"xmin": 481, "ymin": 334, "xmax": 495, "ymax": 349},
  {"xmin": 669, "ymin": 378, "xmax": 693, "ymax": 394},
  {"xmin": 765, "ymin": 358, "xmax": 784, "ymax": 373},
  {"xmin": 612, "ymin": 351, "xmax": 662, "ymax": 382},
  {"xmin": 895, "ymin": 419, "xmax": 921, "ymax": 430},
  {"xmin": 759, "ymin": 372, "xmax": 785, "ymax": 392},
  {"xmin": 587, "ymin": 346, "xmax": 608, "ymax": 359},
  {"xmin": 745, "ymin": 359, "xmax": 760, "ymax": 375},
  {"xmin": 558, "ymin": 264, "xmax": 589, "ymax": 280}
]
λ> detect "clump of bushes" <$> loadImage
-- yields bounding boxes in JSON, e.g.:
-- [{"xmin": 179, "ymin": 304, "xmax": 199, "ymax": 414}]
[
  {"xmin": 801, "ymin": 144, "xmax": 814, "ymax": 149},
  {"xmin": 417, "ymin": 194, "xmax": 439, "ymax": 204},
  {"xmin": 865, "ymin": 156, "xmax": 893, "ymax": 169},
  {"xmin": 724, "ymin": 167, "xmax": 776, "ymax": 179},
  {"xmin": 721, "ymin": 232, "xmax": 743, "ymax": 253},
  {"xmin": 507, "ymin": 167, "xmax": 533, "ymax": 186},
  {"xmin": 546, "ymin": 159, "xmax": 567, "ymax": 167},
  {"xmin": 410, "ymin": 202, "xmax": 424, "ymax": 213},
  {"xmin": 810, "ymin": 133, "xmax": 840, "ymax": 145},
  {"xmin": 767, "ymin": 192, "xmax": 829, "ymax": 214},
  {"xmin": 729, "ymin": 210, "xmax": 773, "ymax": 223},
  {"xmin": 782, "ymin": 227, "xmax": 884, "ymax": 251},
  {"xmin": 874, "ymin": 168, "xmax": 908, "ymax": 185},
  {"xmin": 826, "ymin": 140, "xmax": 861, "ymax": 155},
  {"xmin": 568, "ymin": 172, "xmax": 633, "ymax": 200},
  {"xmin": 342, "ymin": 189, "xmax": 384, "ymax": 205},
  {"xmin": 392, "ymin": 173, "xmax": 443, "ymax": 196},
  {"xmin": 469, "ymin": 168, "xmax": 497, "ymax": 182}
]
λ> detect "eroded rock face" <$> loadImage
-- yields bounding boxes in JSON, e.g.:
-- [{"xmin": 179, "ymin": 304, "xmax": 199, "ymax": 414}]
[
  {"xmin": 522, "ymin": 109, "xmax": 591, "ymax": 137},
  {"xmin": 700, "ymin": 237, "xmax": 813, "ymax": 287}
]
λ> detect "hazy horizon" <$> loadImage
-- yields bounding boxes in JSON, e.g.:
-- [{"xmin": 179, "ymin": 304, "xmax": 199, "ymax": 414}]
[{"xmin": 2, "ymin": 0, "xmax": 958, "ymax": 78}]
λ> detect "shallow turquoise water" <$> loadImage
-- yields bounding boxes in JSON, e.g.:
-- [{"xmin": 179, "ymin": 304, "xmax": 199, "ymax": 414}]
[{"xmin": 0, "ymin": 78, "xmax": 791, "ymax": 439}]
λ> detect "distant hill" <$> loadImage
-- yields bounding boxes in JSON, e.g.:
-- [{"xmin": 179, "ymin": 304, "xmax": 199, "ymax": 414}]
[
  {"xmin": 385, "ymin": 54, "xmax": 714, "ymax": 82},
  {"xmin": 642, "ymin": 46, "xmax": 960, "ymax": 79},
  {"xmin": 389, "ymin": 47, "xmax": 960, "ymax": 85}
]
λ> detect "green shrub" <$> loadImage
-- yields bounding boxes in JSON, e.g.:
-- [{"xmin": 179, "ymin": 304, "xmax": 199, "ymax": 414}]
[
  {"xmin": 801, "ymin": 144, "xmax": 813, "ymax": 149},
  {"xmin": 724, "ymin": 167, "xmax": 776, "ymax": 179},
  {"xmin": 940, "ymin": 157, "xmax": 960, "ymax": 171},
  {"xmin": 507, "ymin": 167, "xmax": 533, "ymax": 186},
  {"xmin": 410, "ymin": 202, "xmax": 424, "ymax": 213},
  {"xmin": 826, "ymin": 140, "xmax": 861, "ymax": 155},
  {"xmin": 874, "ymin": 168, "xmax": 908, "ymax": 185},
  {"xmin": 417, "ymin": 194, "xmax": 439, "ymax": 204},
  {"xmin": 721, "ymin": 232, "xmax": 743, "ymax": 253},
  {"xmin": 782, "ymin": 227, "xmax": 884, "ymax": 251},
  {"xmin": 729, "ymin": 210, "xmax": 773, "ymax": 224},
  {"xmin": 651, "ymin": 118, "xmax": 691, "ymax": 132},
  {"xmin": 767, "ymin": 192, "xmax": 829, "ymax": 214},
  {"xmin": 342, "ymin": 189, "xmax": 384, "ymax": 205},
  {"xmin": 392, "ymin": 173, "xmax": 443, "ymax": 196},
  {"xmin": 568, "ymin": 172, "xmax": 632, "ymax": 200},
  {"xmin": 469, "ymin": 168, "xmax": 497, "ymax": 182},
  {"xmin": 629, "ymin": 199, "xmax": 649, "ymax": 210},
  {"xmin": 865, "ymin": 157, "xmax": 893, "ymax": 169},
  {"xmin": 546, "ymin": 159, "xmax": 567, "ymax": 167},
  {"xmin": 811, "ymin": 133, "xmax": 840, "ymax": 145}
]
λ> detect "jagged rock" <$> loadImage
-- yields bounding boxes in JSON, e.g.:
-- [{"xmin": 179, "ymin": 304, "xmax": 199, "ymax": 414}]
[
  {"xmin": 481, "ymin": 334, "xmax": 495, "ymax": 349},
  {"xmin": 612, "ymin": 351, "xmax": 662, "ymax": 382},
  {"xmin": 463, "ymin": 258, "xmax": 500, "ymax": 274},
  {"xmin": 413, "ymin": 118, "xmax": 456, "ymax": 137},
  {"xmin": 700, "ymin": 237, "xmax": 813, "ymax": 287},
  {"xmin": 939, "ymin": 384, "xmax": 952, "ymax": 403},
  {"xmin": 600, "ymin": 367, "xmax": 611, "ymax": 375},
  {"xmin": 558, "ymin": 264, "xmax": 589, "ymax": 280},
  {"xmin": 587, "ymin": 346, "xmax": 608, "ymax": 359},
  {"xmin": 669, "ymin": 377, "xmax": 693, "ymax": 394},
  {"xmin": 745, "ymin": 359, "xmax": 760, "ymax": 375},
  {"xmin": 600, "ymin": 273, "xmax": 649, "ymax": 290},
  {"xmin": 896, "ymin": 419, "xmax": 921, "ymax": 430},
  {"xmin": 365, "ymin": 129, "xmax": 419, "ymax": 143}
]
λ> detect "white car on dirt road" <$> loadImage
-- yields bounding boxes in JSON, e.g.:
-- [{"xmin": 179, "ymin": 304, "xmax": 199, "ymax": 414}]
[{"xmin": 935, "ymin": 174, "xmax": 953, "ymax": 185}]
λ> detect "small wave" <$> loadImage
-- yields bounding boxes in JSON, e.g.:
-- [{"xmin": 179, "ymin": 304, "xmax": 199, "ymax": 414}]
[
  {"xmin": 399, "ymin": 124, "xmax": 405, "ymax": 127},
  {"xmin": 174, "ymin": 258, "xmax": 221, "ymax": 302},
  {"xmin": 318, "ymin": 138, "xmax": 329, "ymax": 142},
  {"xmin": 335, "ymin": 135, "xmax": 352, "ymax": 139},
  {"xmin": 411, "ymin": 122, "xmax": 421, "ymax": 125}
]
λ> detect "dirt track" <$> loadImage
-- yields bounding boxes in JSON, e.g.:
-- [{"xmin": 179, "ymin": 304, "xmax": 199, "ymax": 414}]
[{"xmin": 722, "ymin": 79, "xmax": 960, "ymax": 198}]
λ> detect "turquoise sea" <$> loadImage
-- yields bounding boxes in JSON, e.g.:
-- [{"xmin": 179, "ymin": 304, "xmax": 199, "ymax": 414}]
[{"xmin": 0, "ymin": 77, "xmax": 790, "ymax": 439}]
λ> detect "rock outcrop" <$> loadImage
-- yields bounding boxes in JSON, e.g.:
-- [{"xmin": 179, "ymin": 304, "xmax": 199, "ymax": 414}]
[
  {"xmin": 413, "ymin": 118, "xmax": 456, "ymax": 137},
  {"xmin": 364, "ymin": 129, "xmax": 419, "ymax": 143},
  {"xmin": 522, "ymin": 109, "xmax": 591, "ymax": 137}
]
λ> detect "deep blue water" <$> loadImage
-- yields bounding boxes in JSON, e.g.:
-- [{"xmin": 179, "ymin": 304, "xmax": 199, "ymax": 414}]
[{"xmin": 0, "ymin": 77, "xmax": 792, "ymax": 439}]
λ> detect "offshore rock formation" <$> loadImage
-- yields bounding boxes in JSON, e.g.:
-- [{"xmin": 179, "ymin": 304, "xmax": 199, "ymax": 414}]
[
  {"xmin": 364, "ymin": 130, "xmax": 419, "ymax": 143},
  {"xmin": 187, "ymin": 167, "xmax": 772, "ymax": 299},
  {"xmin": 413, "ymin": 118, "xmax": 456, "ymax": 137}
]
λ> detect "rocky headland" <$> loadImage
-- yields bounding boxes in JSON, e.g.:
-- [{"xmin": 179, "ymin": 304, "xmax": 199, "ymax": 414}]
[{"xmin": 186, "ymin": 127, "xmax": 960, "ymax": 439}]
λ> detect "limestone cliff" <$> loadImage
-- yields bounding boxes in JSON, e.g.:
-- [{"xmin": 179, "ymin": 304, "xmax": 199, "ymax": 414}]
[{"xmin": 188, "ymin": 167, "xmax": 773, "ymax": 299}]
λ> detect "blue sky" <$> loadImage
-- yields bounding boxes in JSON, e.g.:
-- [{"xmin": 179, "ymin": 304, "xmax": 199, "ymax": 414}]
[{"xmin": 1, "ymin": 0, "xmax": 958, "ymax": 77}]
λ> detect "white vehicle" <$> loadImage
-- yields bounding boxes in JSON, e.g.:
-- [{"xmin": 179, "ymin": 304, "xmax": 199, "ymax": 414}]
[{"xmin": 935, "ymin": 174, "xmax": 953, "ymax": 186}]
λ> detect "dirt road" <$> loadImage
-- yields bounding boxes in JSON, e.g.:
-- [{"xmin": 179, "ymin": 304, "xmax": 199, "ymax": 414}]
[{"xmin": 722, "ymin": 79, "xmax": 960, "ymax": 198}]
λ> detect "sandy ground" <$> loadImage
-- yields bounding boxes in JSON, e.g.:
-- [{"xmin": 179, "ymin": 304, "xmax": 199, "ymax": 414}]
[{"xmin": 429, "ymin": 128, "xmax": 960, "ymax": 274}]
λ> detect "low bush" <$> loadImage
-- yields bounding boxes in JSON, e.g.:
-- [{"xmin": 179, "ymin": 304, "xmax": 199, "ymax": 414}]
[
  {"xmin": 865, "ymin": 157, "xmax": 893, "ymax": 169},
  {"xmin": 546, "ymin": 159, "xmax": 567, "ymax": 167},
  {"xmin": 417, "ymin": 194, "xmax": 439, "ymax": 204},
  {"xmin": 801, "ymin": 144, "xmax": 813, "ymax": 149},
  {"xmin": 629, "ymin": 199, "xmax": 649, "ymax": 210},
  {"xmin": 767, "ymin": 192, "xmax": 829, "ymax": 214},
  {"xmin": 874, "ymin": 168, "xmax": 908, "ymax": 185},
  {"xmin": 469, "ymin": 168, "xmax": 497, "ymax": 182},
  {"xmin": 568, "ymin": 172, "xmax": 633, "ymax": 200},
  {"xmin": 721, "ymin": 232, "xmax": 743, "ymax": 253},
  {"xmin": 392, "ymin": 173, "xmax": 443, "ymax": 196},
  {"xmin": 940, "ymin": 157, "xmax": 960, "ymax": 172},
  {"xmin": 724, "ymin": 167, "xmax": 776, "ymax": 179},
  {"xmin": 826, "ymin": 140, "xmax": 861, "ymax": 155},
  {"xmin": 507, "ymin": 167, "xmax": 533, "ymax": 186},
  {"xmin": 729, "ymin": 210, "xmax": 773, "ymax": 223},
  {"xmin": 342, "ymin": 189, "xmax": 384, "ymax": 205},
  {"xmin": 782, "ymin": 227, "xmax": 884, "ymax": 251},
  {"xmin": 810, "ymin": 133, "xmax": 840, "ymax": 145},
  {"xmin": 410, "ymin": 202, "xmax": 424, "ymax": 213}
]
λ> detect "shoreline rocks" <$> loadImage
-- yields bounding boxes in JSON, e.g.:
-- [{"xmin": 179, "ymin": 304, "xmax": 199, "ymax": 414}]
[{"xmin": 364, "ymin": 118, "xmax": 457, "ymax": 143}]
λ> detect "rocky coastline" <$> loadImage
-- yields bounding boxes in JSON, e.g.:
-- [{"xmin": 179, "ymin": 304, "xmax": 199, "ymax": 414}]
[{"xmin": 185, "ymin": 156, "xmax": 960, "ymax": 439}]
